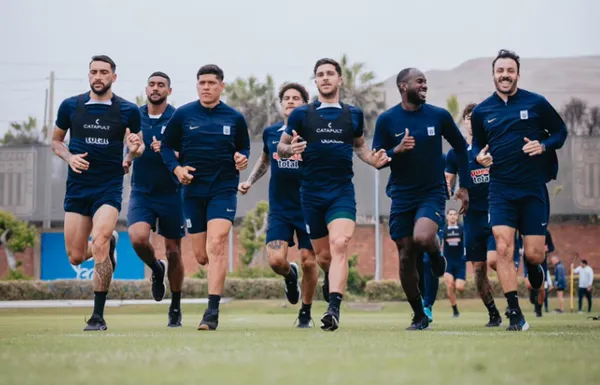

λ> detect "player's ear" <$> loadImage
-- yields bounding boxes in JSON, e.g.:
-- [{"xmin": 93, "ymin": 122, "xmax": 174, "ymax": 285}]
[
  {"xmin": 112, "ymin": 73, "xmax": 117, "ymax": 83},
  {"xmin": 220, "ymin": 81, "xmax": 225, "ymax": 93},
  {"xmin": 168, "ymin": 87, "xmax": 173, "ymax": 96}
]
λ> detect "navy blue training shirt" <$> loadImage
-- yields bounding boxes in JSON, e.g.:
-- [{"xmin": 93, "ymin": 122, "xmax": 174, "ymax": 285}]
[
  {"xmin": 161, "ymin": 100, "xmax": 250, "ymax": 197},
  {"xmin": 372, "ymin": 103, "xmax": 471, "ymax": 200},
  {"xmin": 56, "ymin": 93, "xmax": 141, "ymax": 187},
  {"xmin": 131, "ymin": 104, "xmax": 179, "ymax": 195},
  {"xmin": 443, "ymin": 224, "xmax": 464, "ymax": 262},
  {"xmin": 284, "ymin": 101, "xmax": 364, "ymax": 192},
  {"xmin": 471, "ymin": 89, "xmax": 568, "ymax": 188},
  {"xmin": 263, "ymin": 121, "xmax": 303, "ymax": 213},
  {"xmin": 446, "ymin": 147, "xmax": 489, "ymax": 212}
]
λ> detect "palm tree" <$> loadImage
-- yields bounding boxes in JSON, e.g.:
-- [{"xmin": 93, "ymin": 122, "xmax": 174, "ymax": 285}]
[
  {"xmin": 1, "ymin": 116, "xmax": 43, "ymax": 146},
  {"xmin": 446, "ymin": 95, "xmax": 460, "ymax": 122}
]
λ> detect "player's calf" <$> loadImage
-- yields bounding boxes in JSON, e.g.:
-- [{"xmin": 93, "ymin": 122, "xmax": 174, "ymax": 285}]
[
  {"xmin": 297, "ymin": 249, "xmax": 318, "ymax": 328},
  {"xmin": 267, "ymin": 240, "xmax": 300, "ymax": 305},
  {"xmin": 165, "ymin": 239, "xmax": 184, "ymax": 327},
  {"xmin": 413, "ymin": 222, "xmax": 446, "ymax": 278},
  {"xmin": 523, "ymin": 236, "xmax": 546, "ymax": 290}
]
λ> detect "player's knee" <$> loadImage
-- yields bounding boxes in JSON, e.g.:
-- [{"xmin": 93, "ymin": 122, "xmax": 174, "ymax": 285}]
[
  {"xmin": 165, "ymin": 242, "xmax": 181, "ymax": 264},
  {"xmin": 524, "ymin": 245, "xmax": 544, "ymax": 264},
  {"xmin": 91, "ymin": 233, "xmax": 111, "ymax": 259},
  {"xmin": 206, "ymin": 235, "xmax": 226, "ymax": 259},
  {"xmin": 330, "ymin": 235, "xmax": 351, "ymax": 254},
  {"xmin": 267, "ymin": 250, "xmax": 287, "ymax": 270},
  {"xmin": 487, "ymin": 259, "xmax": 497, "ymax": 271},
  {"xmin": 456, "ymin": 281, "xmax": 466, "ymax": 292},
  {"xmin": 67, "ymin": 249, "xmax": 86, "ymax": 266},
  {"xmin": 446, "ymin": 280, "xmax": 455, "ymax": 290},
  {"xmin": 413, "ymin": 232, "xmax": 434, "ymax": 250},
  {"xmin": 495, "ymin": 239, "xmax": 511, "ymax": 259},
  {"xmin": 301, "ymin": 251, "xmax": 317, "ymax": 271},
  {"xmin": 128, "ymin": 229, "xmax": 149, "ymax": 250},
  {"xmin": 316, "ymin": 249, "xmax": 331, "ymax": 268}
]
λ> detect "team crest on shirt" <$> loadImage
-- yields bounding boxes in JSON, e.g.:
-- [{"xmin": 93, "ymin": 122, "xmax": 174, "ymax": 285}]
[
  {"xmin": 223, "ymin": 125, "xmax": 231, "ymax": 135},
  {"xmin": 520, "ymin": 110, "xmax": 529, "ymax": 120},
  {"xmin": 427, "ymin": 126, "xmax": 435, "ymax": 136}
]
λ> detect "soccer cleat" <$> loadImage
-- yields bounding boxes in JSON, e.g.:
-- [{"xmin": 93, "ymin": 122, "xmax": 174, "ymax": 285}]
[
  {"xmin": 406, "ymin": 314, "xmax": 430, "ymax": 330},
  {"xmin": 84, "ymin": 314, "xmax": 107, "ymax": 331},
  {"xmin": 295, "ymin": 308, "xmax": 314, "ymax": 329},
  {"xmin": 506, "ymin": 308, "xmax": 530, "ymax": 331},
  {"xmin": 109, "ymin": 231, "xmax": 118, "ymax": 273},
  {"xmin": 168, "ymin": 308, "xmax": 182, "ymax": 328},
  {"xmin": 320, "ymin": 307, "xmax": 339, "ymax": 331},
  {"xmin": 151, "ymin": 259, "xmax": 168, "ymax": 302},
  {"xmin": 485, "ymin": 311, "xmax": 503, "ymax": 327},
  {"xmin": 284, "ymin": 262, "xmax": 301, "ymax": 305},
  {"xmin": 453, "ymin": 309, "xmax": 460, "ymax": 318},
  {"xmin": 525, "ymin": 261, "xmax": 545, "ymax": 290},
  {"xmin": 535, "ymin": 304, "xmax": 543, "ymax": 318},
  {"xmin": 198, "ymin": 309, "xmax": 219, "ymax": 331},
  {"xmin": 322, "ymin": 273, "xmax": 330, "ymax": 303},
  {"xmin": 423, "ymin": 305, "xmax": 433, "ymax": 323},
  {"xmin": 429, "ymin": 254, "xmax": 447, "ymax": 278}
]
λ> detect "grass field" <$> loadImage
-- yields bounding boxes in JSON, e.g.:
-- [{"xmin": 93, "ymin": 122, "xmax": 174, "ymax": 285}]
[{"xmin": 1, "ymin": 298, "xmax": 599, "ymax": 385}]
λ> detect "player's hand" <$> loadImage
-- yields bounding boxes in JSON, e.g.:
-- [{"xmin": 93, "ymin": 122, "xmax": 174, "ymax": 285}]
[
  {"xmin": 476, "ymin": 145, "xmax": 493, "ymax": 167},
  {"xmin": 370, "ymin": 148, "xmax": 391, "ymax": 168},
  {"xmin": 455, "ymin": 187, "xmax": 470, "ymax": 214},
  {"xmin": 174, "ymin": 165, "xmax": 195, "ymax": 185},
  {"xmin": 523, "ymin": 137, "xmax": 543, "ymax": 156},
  {"xmin": 125, "ymin": 128, "xmax": 142, "ymax": 154},
  {"xmin": 67, "ymin": 152, "xmax": 89, "ymax": 174},
  {"xmin": 234, "ymin": 152, "xmax": 248, "ymax": 170},
  {"xmin": 238, "ymin": 181, "xmax": 252, "ymax": 195},
  {"xmin": 290, "ymin": 130, "xmax": 307, "ymax": 154},
  {"xmin": 122, "ymin": 158, "xmax": 132, "ymax": 174},
  {"xmin": 393, "ymin": 128, "xmax": 415, "ymax": 154},
  {"xmin": 151, "ymin": 136, "xmax": 161, "ymax": 153}
]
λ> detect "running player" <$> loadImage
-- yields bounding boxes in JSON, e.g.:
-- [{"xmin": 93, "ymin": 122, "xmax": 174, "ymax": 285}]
[
  {"xmin": 161, "ymin": 64, "xmax": 250, "ymax": 331},
  {"xmin": 372, "ymin": 67, "xmax": 471, "ymax": 330},
  {"xmin": 126, "ymin": 72, "xmax": 185, "ymax": 327},
  {"xmin": 441, "ymin": 208, "xmax": 466, "ymax": 318},
  {"xmin": 445, "ymin": 103, "xmax": 503, "ymax": 327},
  {"xmin": 471, "ymin": 49, "xmax": 568, "ymax": 330},
  {"xmin": 238, "ymin": 82, "xmax": 319, "ymax": 328},
  {"xmin": 277, "ymin": 58, "xmax": 389, "ymax": 331},
  {"xmin": 51, "ymin": 55, "xmax": 143, "ymax": 331}
]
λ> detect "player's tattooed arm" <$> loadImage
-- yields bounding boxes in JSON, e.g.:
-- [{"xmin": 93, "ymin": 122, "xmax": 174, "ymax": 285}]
[
  {"xmin": 445, "ymin": 172, "xmax": 457, "ymax": 197},
  {"xmin": 247, "ymin": 153, "xmax": 270, "ymax": 185},
  {"xmin": 277, "ymin": 132, "xmax": 295, "ymax": 159},
  {"xmin": 51, "ymin": 127, "xmax": 72, "ymax": 162},
  {"xmin": 354, "ymin": 136, "xmax": 390, "ymax": 168}
]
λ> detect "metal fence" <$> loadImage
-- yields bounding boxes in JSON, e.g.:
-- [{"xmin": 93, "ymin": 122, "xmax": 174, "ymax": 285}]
[{"xmin": 0, "ymin": 137, "xmax": 599, "ymax": 225}]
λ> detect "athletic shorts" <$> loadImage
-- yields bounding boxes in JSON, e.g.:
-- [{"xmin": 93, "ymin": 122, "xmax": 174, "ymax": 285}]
[
  {"xmin": 64, "ymin": 180, "xmax": 122, "ymax": 218},
  {"xmin": 301, "ymin": 183, "xmax": 356, "ymax": 240},
  {"xmin": 489, "ymin": 183, "xmax": 548, "ymax": 236},
  {"xmin": 446, "ymin": 259, "xmax": 466, "ymax": 281},
  {"xmin": 128, "ymin": 191, "xmax": 185, "ymax": 239},
  {"xmin": 389, "ymin": 188, "xmax": 446, "ymax": 240},
  {"xmin": 266, "ymin": 213, "xmax": 313, "ymax": 250},
  {"xmin": 463, "ymin": 210, "xmax": 495, "ymax": 262},
  {"xmin": 183, "ymin": 191, "xmax": 237, "ymax": 234}
]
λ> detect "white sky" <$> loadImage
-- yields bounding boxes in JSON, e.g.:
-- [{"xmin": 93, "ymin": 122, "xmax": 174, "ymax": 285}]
[{"xmin": 0, "ymin": 0, "xmax": 598, "ymax": 135}]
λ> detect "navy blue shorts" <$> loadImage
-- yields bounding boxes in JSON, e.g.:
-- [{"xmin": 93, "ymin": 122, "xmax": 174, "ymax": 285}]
[
  {"xmin": 463, "ymin": 210, "xmax": 495, "ymax": 262},
  {"xmin": 64, "ymin": 180, "xmax": 122, "ymax": 218},
  {"xmin": 128, "ymin": 191, "xmax": 185, "ymax": 239},
  {"xmin": 183, "ymin": 192, "xmax": 237, "ymax": 234},
  {"xmin": 389, "ymin": 188, "xmax": 446, "ymax": 240},
  {"xmin": 301, "ymin": 183, "xmax": 356, "ymax": 240},
  {"xmin": 489, "ymin": 183, "xmax": 548, "ymax": 236},
  {"xmin": 266, "ymin": 213, "xmax": 313, "ymax": 250},
  {"xmin": 446, "ymin": 259, "xmax": 467, "ymax": 280}
]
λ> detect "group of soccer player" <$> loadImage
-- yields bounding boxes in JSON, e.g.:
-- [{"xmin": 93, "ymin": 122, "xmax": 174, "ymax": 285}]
[{"xmin": 51, "ymin": 48, "xmax": 567, "ymax": 332}]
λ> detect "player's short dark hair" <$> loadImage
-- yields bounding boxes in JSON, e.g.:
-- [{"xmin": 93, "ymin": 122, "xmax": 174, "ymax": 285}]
[
  {"xmin": 582, "ymin": 259, "xmax": 588, "ymax": 265},
  {"xmin": 197, "ymin": 64, "xmax": 224, "ymax": 81},
  {"xmin": 90, "ymin": 55, "xmax": 116, "ymax": 72},
  {"xmin": 492, "ymin": 49, "xmax": 520, "ymax": 73},
  {"xmin": 462, "ymin": 103, "xmax": 477, "ymax": 119},
  {"xmin": 313, "ymin": 58, "xmax": 342, "ymax": 76},
  {"xmin": 148, "ymin": 71, "xmax": 171, "ymax": 86},
  {"xmin": 278, "ymin": 83, "xmax": 309, "ymax": 103},
  {"xmin": 447, "ymin": 208, "xmax": 458, "ymax": 214},
  {"xmin": 396, "ymin": 68, "xmax": 416, "ymax": 92}
]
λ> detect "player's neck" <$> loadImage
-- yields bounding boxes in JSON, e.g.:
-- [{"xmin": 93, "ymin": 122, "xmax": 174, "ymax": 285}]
[
  {"xmin": 200, "ymin": 99, "xmax": 220, "ymax": 109},
  {"xmin": 466, "ymin": 134, "xmax": 472, "ymax": 145},
  {"xmin": 449, "ymin": 222, "xmax": 458, "ymax": 226},
  {"xmin": 147, "ymin": 101, "xmax": 168, "ymax": 116},
  {"xmin": 495, "ymin": 88, "xmax": 518, "ymax": 102},
  {"xmin": 283, "ymin": 116, "xmax": 289, "ymax": 125},
  {"xmin": 400, "ymin": 100, "xmax": 421, "ymax": 112},
  {"xmin": 318, "ymin": 92, "xmax": 339, "ymax": 105},
  {"xmin": 89, "ymin": 89, "xmax": 113, "ymax": 102}
]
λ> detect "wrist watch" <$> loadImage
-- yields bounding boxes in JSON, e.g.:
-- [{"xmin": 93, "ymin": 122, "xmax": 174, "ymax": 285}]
[{"xmin": 541, "ymin": 143, "xmax": 546, "ymax": 153}]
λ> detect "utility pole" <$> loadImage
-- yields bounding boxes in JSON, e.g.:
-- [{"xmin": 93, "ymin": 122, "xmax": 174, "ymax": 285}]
[
  {"xmin": 43, "ymin": 71, "xmax": 55, "ymax": 229},
  {"xmin": 47, "ymin": 71, "xmax": 55, "ymax": 144}
]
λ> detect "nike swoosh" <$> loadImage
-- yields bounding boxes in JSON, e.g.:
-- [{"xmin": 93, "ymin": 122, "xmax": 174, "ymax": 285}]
[
  {"xmin": 272, "ymin": 141, "xmax": 279, "ymax": 144},
  {"xmin": 487, "ymin": 118, "xmax": 496, "ymax": 123},
  {"xmin": 395, "ymin": 132, "xmax": 404, "ymax": 137},
  {"xmin": 190, "ymin": 126, "xmax": 199, "ymax": 130}
]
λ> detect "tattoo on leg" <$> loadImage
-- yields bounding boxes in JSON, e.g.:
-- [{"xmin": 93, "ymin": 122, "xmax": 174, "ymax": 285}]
[
  {"xmin": 93, "ymin": 258, "xmax": 113, "ymax": 292},
  {"xmin": 267, "ymin": 240, "xmax": 284, "ymax": 250},
  {"xmin": 474, "ymin": 264, "xmax": 494, "ymax": 305}
]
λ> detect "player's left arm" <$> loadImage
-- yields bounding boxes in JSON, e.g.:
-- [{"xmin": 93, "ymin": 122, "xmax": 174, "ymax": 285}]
[
  {"xmin": 353, "ymin": 108, "xmax": 390, "ymax": 168},
  {"xmin": 234, "ymin": 114, "xmax": 250, "ymax": 170},
  {"xmin": 444, "ymin": 149, "xmax": 458, "ymax": 196},
  {"xmin": 125, "ymin": 106, "xmax": 144, "ymax": 158},
  {"xmin": 441, "ymin": 111, "xmax": 471, "ymax": 190},
  {"xmin": 539, "ymin": 98, "xmax": 568, "ymax": 151}
]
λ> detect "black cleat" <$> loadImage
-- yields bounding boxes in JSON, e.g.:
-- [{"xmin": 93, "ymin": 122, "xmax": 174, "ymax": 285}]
[
  {"xmin": 506, "ymin": 308, "xmax": 530, "ymax": 331},
  {"xmin": 429, "ymin": 254, "xmax": 447, "ymax": 278},
  {"xmin": 198, "ymin": 309, "xmax": 219, "ymax": 331},
  {"xmin": 295, "ymin": 308, "xmax": 313, "ymax": 329},
  {"xmin": 322, "ymin": 273, "xmax": 330, "ymax": 303},
  {"xmin": 406, "ymin": 314, "xmax": 430, "ymax": 330},
  {"xmin": 485, "ymin": 311, "xmax": 503, "ymax": 327},
  {"xmin": 284, "ymin": 262, "xmax": 300, "ymax": 305},
  {"xmin": 453, "ymin": 310, "xmax": 460, "ymax": 318},
  {"xmin": 535, "ymin": 304, "xmax": 543, "ymax": 318},
  {"xmin": 109, "ymin": 231, "xmax": 118, "ymax": 273},
  {"xmin": 320, "ymin": 307, "xmax": 339, "ymax": 331},
  {"xmin": 151, "ymin": 260, "xmax": 168, "ymax": 302},
  {"xmin": 525, "ymin": 261, "xmax": 545, "ymax": 290},
  {"xmin": 168, "ymin": 308, "xmax": 182, "ymax": 328},
  {"xmin": 84, "ymin": 314, "xmax": 107, "ymax": 331}
]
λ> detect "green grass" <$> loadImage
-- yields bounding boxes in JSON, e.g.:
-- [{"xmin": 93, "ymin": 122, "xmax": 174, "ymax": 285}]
[{"xmin": 1, "ymin": 299, "xmax": 598, "ymax": 385}]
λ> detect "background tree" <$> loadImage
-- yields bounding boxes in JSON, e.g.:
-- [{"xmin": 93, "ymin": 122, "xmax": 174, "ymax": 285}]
[
  {"xmin": 446, "ymin": 95, "xmax": 460, "ymax": 122},
  {"xmin": 0, "ymin": 117, "xmax": 44, "ymax": 146},
  {"xmin": 238, "ymin": 201, "xmax": 269, "ymax": 267},
  {"xmin": 561, "ymin": 98, "xmax": 587, "ymax": 136},
  {"xmin": 135, "ymin": 93, "xmax": 147, "ymax": 107},
  {"xmin": 586, "ymin": 106, "xmax": 600, "ymax": 136}
]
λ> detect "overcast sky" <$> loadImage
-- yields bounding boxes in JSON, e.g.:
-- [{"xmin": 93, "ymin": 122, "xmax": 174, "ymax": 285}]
[{"xmin": 0, "ymin": 0, "xmax": 598, "ymax": 135}]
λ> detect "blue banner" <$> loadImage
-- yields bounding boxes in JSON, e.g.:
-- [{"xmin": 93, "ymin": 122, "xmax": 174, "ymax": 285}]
[{"xmin": 41, "ymin": 232, "xmax": 145, "ymax": 280}]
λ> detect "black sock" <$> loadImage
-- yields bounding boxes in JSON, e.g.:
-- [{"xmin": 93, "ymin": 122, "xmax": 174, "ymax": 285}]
[
  {"xmin": 505, "ymin": 291, "xmax": 520, "ymax": 311},
  {"xmin": 301, "ymin": 302, "xmax": 312, "ymax": 313},
  {"xmin": 329, "ymin": 292, "xmax": 343, "ymax": 311},
  {"xmin": 485, "ymin": 299, "xmax": 498, "ymax": 314},
  {"xmin": 93, "ymin": 291, "xmax": 107, "ymax": 318},
  {"xmin": 452, "ymin": 304, "xmax": 458, "ymax": 313},
  {"xmin": 208, "ymin": 294, "xmax": 221, "ymax": 311},
  {"xmin": 408, "ymin": 296, "xmax": 426, "ymax": 319},
  {"xmin": 170, "ymin": 291, "xmax": 181, "ymax": 311},
  {"xmin": 150, "ymin": 259, "xmax": 164, "ymax": 278}
]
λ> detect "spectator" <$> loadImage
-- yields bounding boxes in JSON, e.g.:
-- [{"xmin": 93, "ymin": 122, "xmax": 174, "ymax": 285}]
[
  {"xmin": 551, "ymin": 256, "xmax": 566, "ymax": 313},
  {"xmin": 574, "ymin": 259, "xmax": 594, "ymax": 313}
]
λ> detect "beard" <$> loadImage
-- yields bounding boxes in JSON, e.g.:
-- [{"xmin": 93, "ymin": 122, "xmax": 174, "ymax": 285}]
[
  {"xmin": 406, "ymin": 89, "xmax": 425, "ymax": 105},
  {"xmin": 148, "ymin": 94, "xmax": 167, "ymax": 105},
  {"xmin": 494, "ymin": 77, "xmax": 518, "ymax": 94},
  {"xmin": 90, "ymin": 81, "xmax": 112, "ymax": 96},
  {"xmin": 318, "ymin": 84, "xmax": 338, "ymax": 99}
]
